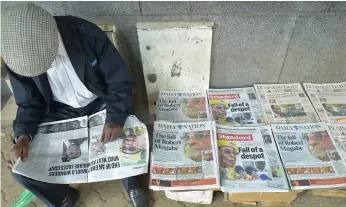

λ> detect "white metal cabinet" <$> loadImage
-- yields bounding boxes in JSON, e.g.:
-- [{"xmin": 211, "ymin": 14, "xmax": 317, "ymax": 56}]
[{"xmin": 137, "ymin": 22, "xmax": 213, "ymax": 114}]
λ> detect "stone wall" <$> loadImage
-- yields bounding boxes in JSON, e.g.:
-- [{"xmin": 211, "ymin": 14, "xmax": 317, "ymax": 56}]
[{"xmin": 1, "ymin": 1, "xmax": 346, "ymax": 124}]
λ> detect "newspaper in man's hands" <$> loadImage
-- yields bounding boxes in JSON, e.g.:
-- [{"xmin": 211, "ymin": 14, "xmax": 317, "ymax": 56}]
[
  {"xmin": 217, "ymin": 125, "xmax": 289, "ymax": 192},
  {"xmin": 254, "ymin": 83, "xmax": 320, "ymax": 124},
  {"xmin": 149, "ymin": 121, "xmax": 220, "ymax": 190},
  {"xmin": 303, "ymin": 82, "xmax": 346, "ymax": 124},
  {"xmin": 156, "ymin": 91, "xmax": 211, "ymax": 122},
  {"xmin": 87, "ymin": 110, "xmax": 149, "ymax": 182},
  {"xmin": 208, "ymin": 87, "xmax": 266, "ymax": 126},
  {"xmin": 12, "ymin": 110, "xmax": 149, "ymax": 184},
  {"xmin": 271, "ymin": 122, "xmax": 346, "ymax": 190}
]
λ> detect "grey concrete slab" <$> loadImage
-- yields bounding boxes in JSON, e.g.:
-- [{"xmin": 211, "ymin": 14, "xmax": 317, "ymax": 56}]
[
  {"xmin": 190, "ymin": 2, "xmax": 328, "ymax": 14},
  {"xmin": 191, "ymin": 14, "xmax": 297, "ymax": 88},
  {"xmin": 84, "ymin": 15, "xmax": 191, "ymax": 44},
  {"xmin": 278, "ymin": 14, "xmax": 346, "ymax": 84},
  {"xmin": 1, "ymin": 1, "xmax": 23, "ymax": 13},
  {"xmin": 328, "ymin": 2, "xmax": 346, "ymax": 13},
  {"xmin": 84, "ymin": 16, "xmax": 140, "ymax": 45},
  {"xmin": 69, "ymin": 1, "xmax": 140, "ymax": 16},
  {"xmin": 0, "ymin": 1, "xmax": 71, "ymax": 15},
  {"xmin": 1, "ymin": 94, "xmax": 11, "ymax": 110},
  {"xmin": 274, "ymin": 2, "xmax": 328, "ymax": 13},
  {"xmin": 191, "ymin": 2, "xmax": 275, "ymax": 14},
  {"xmin": 1, "ymin": 81, "xmax": 11, "ymax": 94},
  {"xmin": 35, "ymin": 1, "xmax": 72, "ymax": 16},
  {"xmin": 292, "ymin": 191, "xmax": 346, "ymax": 206},
  {"xmin": 140, "ymin": 1, "xmax": 190, "ymax": 14},
  {"xmin": 117, "ymin": 44, "xmax": 154, "ymax": 124}
]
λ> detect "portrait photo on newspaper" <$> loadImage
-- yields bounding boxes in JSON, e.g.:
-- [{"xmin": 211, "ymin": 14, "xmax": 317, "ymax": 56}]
[
  {"xmin": 89, "ymin": 115, "xmax": 147, "ymax": 166},
  {"xmin": 183, "ymin": 130, "xmax": 213, "ymax": 162},
  {"xmin": 272, "ymin": 123, "xmax": 346, "ymax": 190},
  {"xmin": 208, "ymin": 88, "xmax": 266, "ymax": 126},
  {"xmin": 61, "ymin": 138, "xmax": 88, "ymax": 163},
  {"xmin": 217, "ymin": 126, "xmax": 289, "ymax": 192},
  {"xmin": 150, "ymin": 121, "xmax": 220, "ymax": 190},
  {"xmin": 156, "ymin": 91, "xmax": 211, "ymax": 122}
]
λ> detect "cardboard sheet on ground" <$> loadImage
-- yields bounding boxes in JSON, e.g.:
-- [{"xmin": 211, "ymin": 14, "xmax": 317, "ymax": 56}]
[{"xmin": 224, "ymin": 191, "xmax": 299, "ymax": 206}]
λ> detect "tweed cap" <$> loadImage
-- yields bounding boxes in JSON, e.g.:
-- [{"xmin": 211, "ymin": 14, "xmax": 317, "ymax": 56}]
[{"xmin": 1, "ymin": 3, "xmax": 58, "ymax": 77}]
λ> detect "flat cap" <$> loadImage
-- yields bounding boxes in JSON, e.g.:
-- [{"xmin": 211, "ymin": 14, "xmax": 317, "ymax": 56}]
[{"xmin": 1, "ymin": 3, "xmax": 58, "ymax": 77}]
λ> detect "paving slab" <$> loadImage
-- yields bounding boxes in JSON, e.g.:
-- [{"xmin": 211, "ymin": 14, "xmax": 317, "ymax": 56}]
[
  {"xmin": 140, "ymin": 2, "xmax": 190, "ymax": 15},
  {"xmin": 0, "ymin": 1, "xmax": 72, "ymax": 15},
  {"xmin": 190, "ymin": 1, "xmax": 328, "ymax": 14},
  {"xmin": 84, "ymin": 15, "xmax": 192, "ymax": 45},
  {"xmin": 191, "ymin": 14, "xmax": 297, "ymax": 88},
  {"xmin": 69, "ymin": 1, "xmax": 140, "ymax": 16},
  {"xmin": 328, "ymin": 2, "xmax": 346, "ymax": 13},
  {"xmin": 278, "ymin": 14, "xmax": 346, "ymax": 83}
]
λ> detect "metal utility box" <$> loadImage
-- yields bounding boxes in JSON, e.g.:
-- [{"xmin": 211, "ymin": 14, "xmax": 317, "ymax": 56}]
[{"xmin": 137, "ymin": 22, "xmax": 214, "ymax": 114}]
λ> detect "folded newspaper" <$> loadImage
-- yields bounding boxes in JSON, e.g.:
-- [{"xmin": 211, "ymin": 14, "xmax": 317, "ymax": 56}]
[
  {"xmin": 303, "ymin": 82, "xmax": 346, "ymax": 124},
  {"xmin": 254, "ymin": 83, "xmax": 320, "ymax": 124},
  {"xmin": 329, "ymin": 124, "xmax": 346, "ymax": 163},
  {"xmin": 217, "ymin": 126, "xmax": 289, "ymax": 192},
  {"xmin": 149, "ymin": 121, "xmax": 220, "ymax": 190},
  {"xmin": 272, "ymin": 122, "xmax": 346, "ymax": 190},
  {"xmin": 13, "ymin": 110, "xmax": 149, "ymax": 184},
  {"xmin": 156, "ymin": 91, "xmax": 211, "ymax": 122},
  {"xmin": 208, "ymin": 87, "xmax": 266, "ymax": 126}
]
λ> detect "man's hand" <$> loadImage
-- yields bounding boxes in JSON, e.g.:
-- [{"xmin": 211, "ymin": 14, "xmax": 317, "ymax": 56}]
[
  {"xmin": 8, "ymin": 136, "xmax": 30, "ymax": 169},
  {"xmin": 101, "ymin": 123, "xmax": 123, "ymax": 144}
]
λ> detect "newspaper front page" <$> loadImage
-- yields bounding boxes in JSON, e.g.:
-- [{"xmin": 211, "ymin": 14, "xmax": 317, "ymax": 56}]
[
  {"xmin": 88, "ymin": 110, "xmax": 149, "ymax": 182},
  {"xmin": 13, "ymin": 110, "xmax": 149, "ymax": 184},
  {"xmin": 217, "ymin": 126, "xmax": 289, "ymax": 192},
  {"xmin": 13, "ymin": 117, "xmax": 89, "ymax": 184},
  {"xmin": 303, "ymin": 82, "xmax": 346, "ymax": 124},
  {"xmin": 156, "ymin": 91, "xmax": 211, "ymax": 122},
  {"xmin": 208, "ymin": 87, "xmax": 266, "ymax": 126},
  {"xmin": 272, "ymin": 123, "xmax": 346, "ymax": 190},
  {"xmin": 150, "ymin": 121, "xmax": 220, "ymax": 190},
  {"xmin": 328, "ymin": 124, "xmax": 346, "ymax": 163},
  {"xmin": 254, "ymin": 83, "xmax": 320, "ymax": 124}
]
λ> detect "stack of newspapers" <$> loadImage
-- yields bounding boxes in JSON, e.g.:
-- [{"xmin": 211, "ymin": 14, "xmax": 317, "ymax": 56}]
[
  {"xmin": 151, "ymin": 82, "xmax": 346, "ymax": 192},
  {"xmin": 151, "ymin": 91, "xmax": 220, "ymax": 190}
]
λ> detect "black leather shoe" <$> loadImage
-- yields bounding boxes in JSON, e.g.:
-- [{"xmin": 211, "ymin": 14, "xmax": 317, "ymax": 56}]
[
  {"xmin": 62, "ymin": 187, "xmax": 80, "ymax": 207},
  {"xmin": 128, "ymin": 187, "xmax": 148, "ymax": 207}
]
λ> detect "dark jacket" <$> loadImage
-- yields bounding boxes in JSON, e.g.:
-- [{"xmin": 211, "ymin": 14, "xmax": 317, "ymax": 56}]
[{"xmin": 6, "ymin": 16, "xmax": 134, "ymax": 140}]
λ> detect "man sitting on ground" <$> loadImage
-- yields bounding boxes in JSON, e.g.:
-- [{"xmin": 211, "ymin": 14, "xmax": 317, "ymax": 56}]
[{"xmin": 2, "ymin": 3, "xmax": 147, "ymax": 207}]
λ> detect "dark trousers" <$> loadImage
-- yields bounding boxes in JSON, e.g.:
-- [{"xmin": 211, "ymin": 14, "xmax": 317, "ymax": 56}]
[{"xmin": 13, "ymin": 98, "xmax": 139, "ymax": 207}]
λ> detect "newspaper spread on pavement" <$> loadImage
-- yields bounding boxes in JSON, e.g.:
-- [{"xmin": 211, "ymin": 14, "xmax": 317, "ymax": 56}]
[
  {"xmin": 328, "ymin": 124, "xmax": 346, "ymax": 163},
  {"xmin": 217, "ymin": 126, "xmax": 289, "ymax": 192},
  {"xmin": 255, "ymin": 83, "xmax": 320, "ymax": 124},
  {"xmin": 150, "ymin": 121, "xmax": 220, "ymax": 190},
  {"xmin": 156, "ymin": 91, "xmax": 211, "ymax": 122},
  {"xmin": 303, "ymin": 82, "xmax": 346, "ymax": 124},
  {"xmin": 272, "ymin": 122, "xmax": 346, "ymax": 190},
  {"xmin": 13, "ymin": 110, "xmax": 149, "ymax": 184},
  {"xmin": 208, "ymin": 87, "xmax": 266, "ymax": 126}
]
